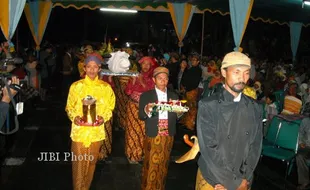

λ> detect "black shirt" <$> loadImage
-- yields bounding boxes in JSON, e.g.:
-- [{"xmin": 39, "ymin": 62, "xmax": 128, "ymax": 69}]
[
  {"xmin": 181, "ymin": 65, "xmax": 202, "ymax": 92},
  {"xmin": 197, "ymin": 86, "xmax": 263, "ymax": 189}
]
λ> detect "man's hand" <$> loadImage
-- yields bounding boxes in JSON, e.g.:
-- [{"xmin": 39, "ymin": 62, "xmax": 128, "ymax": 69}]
[
  {"xmin": 96, "ymin": 116, "xmax": 104, "ymax": 126},
  {"xmin": 74, "ymin": 116, "xmax": 83, "ymax": 126},
  {"xmin": 214, "ymin": 184, "xmax": 227, "ymax": 190},
  {"xmin": 1, "ymin": 76, "xmax": 20, "ymax": 103},
  {"xmin": 144, "ymin": 103, "xmax": 154, "ymax": 115},
  {"xmin": 237, "ymin": 179, "xmax": 249, "ymax": 190}
]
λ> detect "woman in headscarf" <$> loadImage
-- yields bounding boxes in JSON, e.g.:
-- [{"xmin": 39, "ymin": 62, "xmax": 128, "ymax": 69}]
[
  {"xmin": 254, "ymin": 81, "xmax": 264, "ymax": 100},
  {"xmin": 124, "ymin": 56, "xmax": 156, "ymax": 163}
]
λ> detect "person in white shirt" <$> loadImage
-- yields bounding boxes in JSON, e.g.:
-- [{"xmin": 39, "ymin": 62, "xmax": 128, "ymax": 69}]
[{"xmin": 139, "ymin": 67, "xmax": 179, "ymax": 190}]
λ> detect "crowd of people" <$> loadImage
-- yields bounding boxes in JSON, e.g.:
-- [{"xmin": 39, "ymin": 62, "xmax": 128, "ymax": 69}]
[{"xmin": 1, "ymin": 40, "xmax": 310, "ymax": 190}]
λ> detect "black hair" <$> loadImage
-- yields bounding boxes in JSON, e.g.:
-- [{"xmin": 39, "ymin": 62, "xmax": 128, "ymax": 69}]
[
  {"xmin": 181, "ymin": 59, "xmax": 187, "ymax": 63},
  {"xmin": 267, "ymin": 94, "xmax": 276, "ymax": 103}
]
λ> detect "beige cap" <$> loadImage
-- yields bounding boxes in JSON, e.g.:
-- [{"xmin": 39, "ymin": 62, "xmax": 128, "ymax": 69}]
[
  {"xmin": 153, "ymin": 66, "xmax": 169, "ymax": 77},
  {"xmin": 221, "ymin": 52, "xmax": 251, "ymax": 69}
]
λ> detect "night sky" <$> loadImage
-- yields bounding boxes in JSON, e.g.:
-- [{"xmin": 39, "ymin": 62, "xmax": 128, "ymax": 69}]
[
  {"xmin": 1, "ymin": 6, "xmax": 310, "ymax": 57},
  {"xmin": 0, "ymin": 7, "xmax": 203, "ymax": 48}
]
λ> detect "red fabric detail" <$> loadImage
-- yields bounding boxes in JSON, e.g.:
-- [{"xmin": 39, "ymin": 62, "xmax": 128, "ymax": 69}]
[
  {"xmin": 88, "ymin": 52, "xmax": 103, "ymax": 61},
  {"xmin": 158, "ymin": 119, "xmax": 169, "ymax": 136},
  {"xmin": 101, "ymin": 75, "xmax": 115, "ymax": 89},
  {"xmin": 125, "ymin": 71, "xmax": 155, "ymax": 98},
  {"xmin": 209, "ymin": 77, "xmax": 223, "ymax": 88},
  {"xmin": 11, "ymin": 68, "xmax": 27, "ymax": 79}
]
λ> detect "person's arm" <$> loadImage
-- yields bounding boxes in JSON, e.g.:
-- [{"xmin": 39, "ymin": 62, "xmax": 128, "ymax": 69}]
[
  {"xmin": 1, "ymin": 76, "xmax": 20, "ymax": 127},
  {"xmin": 299, "ymin": 118, "xmax": 310, "ymax": 148},
  {"xmin": 124, "ymin": 77, "xmax": 135, "ymax": 96},
  {"xmin": 243, "ymin": 105, "xmax": 263, "ymax": 181},
  {"xmin": 65, "ymin": 84, "xmax": 78, "ymax": 122},
  {"xmin": 99, "ymin": 85, "xmax": 115, "ymax": 123},
  {"xmin": 139, "ymin": 92, "xmax": 151, "ymax": 121},
  {"xmin": 197, "ymin": 100, "xmax": 242, "ymax": 190},
  {"xmin": 0, "ymin": 101, "xmax": 10, "ymax": 127}
]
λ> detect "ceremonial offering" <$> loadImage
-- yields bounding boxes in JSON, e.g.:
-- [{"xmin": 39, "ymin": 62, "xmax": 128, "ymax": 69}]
[
  {"xmin": 78, "ymin": 95, "xmax": 103, "ymax": 126},
  {"xmin": 150, "ymin": 100, "xmax": 189, "ymax": 117},
  {"xmin": 99, "ymin": 69, "xmax": 139, "ymax": 77}
]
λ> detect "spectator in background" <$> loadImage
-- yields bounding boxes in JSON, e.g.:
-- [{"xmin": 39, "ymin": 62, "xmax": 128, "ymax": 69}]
[
  {"xmin": 165, "ymin": 52, "xmax": 179, "ymax": 91},
  {"xmin": 282, "ymin": 81, "xmax": 302, "ymax": 115},
  {"xmin": 180, "ymin": 53, "xmax": 202, "ymax": 130},
  {"xmin": 61, "ymin": 46, "xmax": 73, "ymax": 98},
  {"xmin": 296, "ymin": 117, "xmax": 310, "ymax": 190}
]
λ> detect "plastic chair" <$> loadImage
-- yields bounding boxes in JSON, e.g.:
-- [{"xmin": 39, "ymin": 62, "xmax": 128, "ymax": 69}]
[
  {"xmin": 261, "ymin": 117, "xmax": 301, "ymax": 189},
  {"xmin": 262, "ymin": 116, "xmax": 282, "ymax": 147}
]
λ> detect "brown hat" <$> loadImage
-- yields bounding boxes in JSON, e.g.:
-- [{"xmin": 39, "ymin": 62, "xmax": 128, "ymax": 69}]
[
  {"xmin": 221, "ymin": 51, "xmax": 251, "ymax": 69},
  {"xmin": 153, "ymin": 66, "xmax": 169, "ymax": 77}
]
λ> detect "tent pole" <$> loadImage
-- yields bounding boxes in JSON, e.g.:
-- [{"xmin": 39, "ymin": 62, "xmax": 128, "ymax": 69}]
[
  {"xmin": 200, "ymin": 11, "xmax": 205, "ymax": 57},
  {"xmin": 16, "ymin": 25, "xmax": 19, "ymax": 53}
]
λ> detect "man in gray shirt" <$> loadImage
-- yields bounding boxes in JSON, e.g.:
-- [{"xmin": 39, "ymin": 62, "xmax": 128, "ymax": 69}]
[
  {"xmin": 296, "ymin": 117, "xmax": 310, "ymax": 190},
  {"xmin": 0, "ymin": 76, "xmax": 20, "ymax": 127}
]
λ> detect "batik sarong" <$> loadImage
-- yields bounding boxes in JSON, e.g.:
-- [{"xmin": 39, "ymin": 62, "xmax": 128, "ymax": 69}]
[
  {"xmin": 180, "ymin": 88, "xmax": 198, "ymax": 130},
  {"xmin": 98, "ymin": 118, "xmax": 113, "ymax": 160},
  {"xmin": 195, "ymin": 169, "xmax": 251, "ymax": 190},
  {"xmin": 125, "ymin": 99, "xmax": 145, "ymax": 162},
  {"xmin": 195, "ymin": 169, "xmax": 215, "ymax": 190},
  {"xmin": 141, "ymin": 135, "xmax": 174, "ymax": 190},
  {"xmin": 71, "ymin": 141, "xmax": 101, "ymax": 190},
  {"xmin": 113, "ymin": 76, "xmax": 130, "ymax": 129}
]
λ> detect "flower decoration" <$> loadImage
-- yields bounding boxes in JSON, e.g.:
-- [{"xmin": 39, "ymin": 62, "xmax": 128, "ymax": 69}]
[{"xmin": 150, "ymin": 100, "xmax": 189, "ymax": 117}]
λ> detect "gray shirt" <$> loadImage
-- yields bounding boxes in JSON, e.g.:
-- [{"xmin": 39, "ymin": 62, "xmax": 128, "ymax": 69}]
[{"xmin": 299, "ymin": 117, "xmax": 310, "ymax": 147}]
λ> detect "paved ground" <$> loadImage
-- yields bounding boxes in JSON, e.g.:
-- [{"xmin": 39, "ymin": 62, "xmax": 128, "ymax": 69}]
[{"xmin": 0, "ymin": 93, "xmax": 300, "ymax": 190}]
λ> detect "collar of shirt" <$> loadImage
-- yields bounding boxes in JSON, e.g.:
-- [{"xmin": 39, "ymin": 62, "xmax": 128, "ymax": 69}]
[
  {"xmin": 155, "ymin": 86, "xmax": 168, "ymax": 119},
  {"xmin": 234, "ymin": 92, "xmax": 242, "ymax": 102},
  {"xmin": 155, "ymin": 86, "xmax": 167, "ymax": 97},
  {"xmin": 84, "ymin": 75, "xmax": 99, "ymax": 85},
  {"xmin": 223, "ymin": 84, "xmax": 242, "ymax": 102}
]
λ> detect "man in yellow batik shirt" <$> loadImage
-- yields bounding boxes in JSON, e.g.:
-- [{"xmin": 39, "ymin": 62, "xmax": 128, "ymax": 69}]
[{"xmin": 65, "ymin": 55, "xmax": 115, "ymax": 190}]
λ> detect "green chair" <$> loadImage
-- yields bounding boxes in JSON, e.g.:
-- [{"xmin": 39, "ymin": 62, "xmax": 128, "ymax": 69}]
[
  {"xmin": 261, "ymin": 117, "xmax": 301, "ymax": 188},
  {"xmin": 262, "ymin": 116, "xmax": 282, "ymax": 147}
]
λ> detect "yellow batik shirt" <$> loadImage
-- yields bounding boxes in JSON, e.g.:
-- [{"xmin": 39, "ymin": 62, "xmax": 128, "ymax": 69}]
[{"xmin": 65, "ymin": 75, "xmax": 115, "ymax": 147}]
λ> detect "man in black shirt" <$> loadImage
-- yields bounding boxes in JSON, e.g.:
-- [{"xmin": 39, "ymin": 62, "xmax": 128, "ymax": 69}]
[{"xmin": 196, "ymin": 52, "xmax": 262, "ymax": 190}]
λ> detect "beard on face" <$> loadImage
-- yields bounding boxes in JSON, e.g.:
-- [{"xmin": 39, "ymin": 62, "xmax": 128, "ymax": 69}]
[{"xmin": 228, "ymin": 82, "xmax": 246, "ymax": 93}]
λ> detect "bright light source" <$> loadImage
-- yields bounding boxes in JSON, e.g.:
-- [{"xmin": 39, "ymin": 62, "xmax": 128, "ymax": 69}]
[
  {"xmin": 100, "ymin": 8, "xmax": 138, "ymax": 13},
  {"xmin": 126, "ymin": 42, "xmax": 130, "ymax": 47},
  {"xmin": 303, "ymin": 0, "xmax": 310, "ymax": 7},
  {"xmin": 114, "ymin": 37, "xmax": 118, "ymax": 41}
]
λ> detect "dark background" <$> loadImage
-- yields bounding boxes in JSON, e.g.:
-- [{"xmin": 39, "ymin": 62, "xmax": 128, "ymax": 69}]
[{"xmin": 1, "ymin": 7, "xmax": 310, "ymax": 58}]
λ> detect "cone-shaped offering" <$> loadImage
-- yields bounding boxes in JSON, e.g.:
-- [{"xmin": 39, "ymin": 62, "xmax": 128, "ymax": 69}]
[{"xmin": 82, "ymin": 95, "xmax": 96, "ymax": 124}]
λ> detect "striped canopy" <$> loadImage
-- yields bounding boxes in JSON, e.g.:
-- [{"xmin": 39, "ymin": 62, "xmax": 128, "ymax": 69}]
[
  {"xmin": 51, "ymin": 0, "xmax": 310, "ymax": 26},
  {"xmin": 0, "ymin": 0, "xmax": 26, "ymax": 42},
  {"xmin": 24, "ymin": 0, "xmax": 53, "ymax": 50}
]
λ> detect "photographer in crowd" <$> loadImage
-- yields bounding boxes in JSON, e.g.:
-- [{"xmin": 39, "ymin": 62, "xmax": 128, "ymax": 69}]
[{"xmin": 0, "ymin": 76, "xmax": 20, "ymax": 127}]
